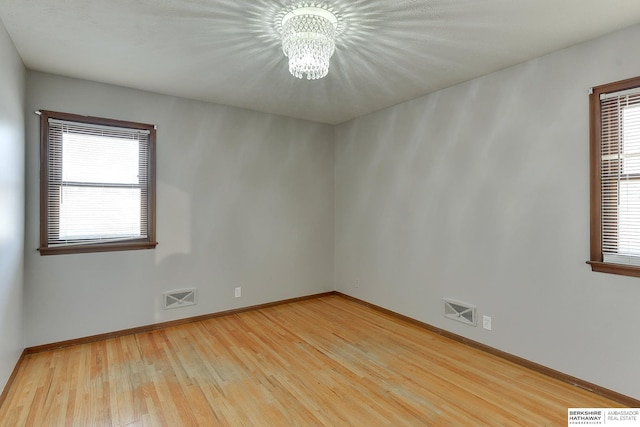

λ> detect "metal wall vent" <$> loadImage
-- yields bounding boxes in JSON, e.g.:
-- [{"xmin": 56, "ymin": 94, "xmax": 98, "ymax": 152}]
[
  {"xmin": 444, "ymin": 298, "xmax": 477, "ymax": 326},
  {"xmin": 162, "ymin": 288, "xmax": 197, "ymax": 310}
]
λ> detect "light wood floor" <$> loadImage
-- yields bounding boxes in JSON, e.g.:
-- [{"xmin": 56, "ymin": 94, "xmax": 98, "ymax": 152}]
[{"xmin": 0, "ymin": 295, "xmax": 622, "ymax": 426}]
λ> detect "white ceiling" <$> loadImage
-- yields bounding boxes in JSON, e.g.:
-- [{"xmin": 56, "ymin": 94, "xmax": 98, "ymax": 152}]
[{"xmin": 2, "ymin": 0, "xmax": 640, "ymax": 124}]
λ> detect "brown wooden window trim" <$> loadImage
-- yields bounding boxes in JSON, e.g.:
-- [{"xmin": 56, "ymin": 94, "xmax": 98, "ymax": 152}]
[
  {"xmin": 589, "ymin": 76, "xmax": 640, "ymax": 277},
  {"xmin": 39, "ymin": 110, "xmax": 158, "ymax": 255}
]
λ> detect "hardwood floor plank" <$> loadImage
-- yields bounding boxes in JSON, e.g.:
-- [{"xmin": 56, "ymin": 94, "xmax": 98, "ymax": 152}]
[{"xmin": 0, "ymin": 295, "xmax": 627, "ymax": 426}]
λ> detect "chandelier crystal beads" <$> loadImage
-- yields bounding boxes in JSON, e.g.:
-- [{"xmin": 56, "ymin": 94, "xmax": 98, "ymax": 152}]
[{"xmin": 279, "ymin": 6, "xmax": 339, "ymax": 80}]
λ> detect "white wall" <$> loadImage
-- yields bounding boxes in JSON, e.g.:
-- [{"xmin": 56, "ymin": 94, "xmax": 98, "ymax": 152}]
[
  {"xmin": 24, "ymin": 72, "xmax": 335, "ymax": 346},
  {"xmin": 335, "ymin": 24, "xmax": 640, "ymax": 400},
  {"xmin": 0, "ymin": 19, "xmax": 25, "ymax": 391}
]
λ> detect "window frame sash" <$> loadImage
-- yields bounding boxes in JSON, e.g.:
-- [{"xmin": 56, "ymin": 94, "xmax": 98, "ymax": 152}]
[
  {"xmin": 589, "ymin": 76, "xmax": 640, "ymax": 277},
  {"xmin": 39, "ymin": 110, "xmax": 158, "ymax": 255}
]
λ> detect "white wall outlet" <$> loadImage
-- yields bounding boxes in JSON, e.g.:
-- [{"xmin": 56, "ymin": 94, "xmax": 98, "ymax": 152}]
[
  {"xmin": 235, "ymin": 287, "xmax": 241, "ymax": 298},
  {"xmin": 355, "ymin": 280, "xmax": 360, "ymax": 288},
  {"xmin": 483, "ymin": 315, "xmax": 492, "ymax": 331}
]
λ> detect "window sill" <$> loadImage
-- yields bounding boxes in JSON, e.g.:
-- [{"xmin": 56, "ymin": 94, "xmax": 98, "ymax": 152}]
[
  {"xmin": 587, "ymin": 260, "xmax": 640, "ymax": 278},
  {"xmin": 39, "ymin": 241, "xmax": 158, "ymax": 256}
]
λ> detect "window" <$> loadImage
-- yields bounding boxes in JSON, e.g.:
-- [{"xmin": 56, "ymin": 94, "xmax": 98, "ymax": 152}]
[
  {"xmin": 589, "ymin": 76, "xmax": 640, "ymax": 277},
  {"xmin": 39, "ymin": 110, "xmax": 157, "ymax": 255}
]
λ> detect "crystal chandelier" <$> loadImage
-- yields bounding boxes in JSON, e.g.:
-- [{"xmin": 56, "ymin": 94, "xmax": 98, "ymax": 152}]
[{"xmin": 279, "ymin": 5, "xmax": 339, "ymax": 80}]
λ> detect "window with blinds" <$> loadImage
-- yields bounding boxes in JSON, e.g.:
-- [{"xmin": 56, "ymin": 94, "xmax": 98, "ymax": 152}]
[
  {"xmin": 39, "ymin": 111, "xmax": 157, "ymax": 255},
  {"xmin": 590, "ymin": 76, "xmax": 640, "ymax": 277}
]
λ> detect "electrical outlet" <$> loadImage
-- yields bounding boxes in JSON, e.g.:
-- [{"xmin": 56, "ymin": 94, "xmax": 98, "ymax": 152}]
[
  {"xmin": 483, "ymin": 315, "xmax": 492, "ymax": 331},
  {"xmin": 355, "ymin": 280, "xmax": 360, "ymax": 288},
  {"xmin": 235, "ymin": 287, "xmax": 241, "ymax": 298}
]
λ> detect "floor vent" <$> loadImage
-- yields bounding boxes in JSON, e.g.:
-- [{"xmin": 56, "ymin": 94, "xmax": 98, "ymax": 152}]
[
  {"xmin": 444, "ymin": 299, "xmax": 477, "ymax": 326},
  {"xmin": 163, "ymin": 288, "xmax": 197, "ymax": 310}
]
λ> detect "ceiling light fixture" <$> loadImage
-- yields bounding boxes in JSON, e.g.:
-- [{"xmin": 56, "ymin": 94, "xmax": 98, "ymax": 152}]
[{"xmin": 278, "ymin": 5, "xmax": 340, "ymax": 80}]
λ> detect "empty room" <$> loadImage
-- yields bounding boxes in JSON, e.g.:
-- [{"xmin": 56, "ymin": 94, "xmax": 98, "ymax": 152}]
[{"xmin": 1, "ymin": 0, "xmax": 640, "ymax": 425}]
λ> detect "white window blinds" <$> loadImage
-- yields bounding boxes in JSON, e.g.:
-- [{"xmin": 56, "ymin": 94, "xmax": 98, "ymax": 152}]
[
  {"xmin": 600, "ymin": 88, "xmax": 640, "ymax": 265},
  {"xmin": 46, "ymin": 118, "xmax": 151, "ymax": 247}
]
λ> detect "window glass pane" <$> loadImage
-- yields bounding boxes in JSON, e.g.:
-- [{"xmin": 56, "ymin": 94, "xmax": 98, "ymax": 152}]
[
  {"xmin": 59, "ymin": 186, "xmax": 142, "ymax": 240},
  {"xmin": 62, "ymin": 133, "xmax": 140, "ymax": 184},
  {"xmin": 622, "ymin": 104, "xmax": 640, "ymax": 174},
  {"xmin": 618, "ymin": 180, "xmax": 640, "ymax": 256}
]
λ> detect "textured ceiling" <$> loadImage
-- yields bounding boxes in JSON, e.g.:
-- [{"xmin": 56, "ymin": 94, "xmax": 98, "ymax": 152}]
[{"xmin": 2, "ymin": 0, "xmax": 640, "ymax": 124}]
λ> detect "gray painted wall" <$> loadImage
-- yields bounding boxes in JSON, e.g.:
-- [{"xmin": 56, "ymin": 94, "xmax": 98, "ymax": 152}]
[
  {"xmin": 0, "ymin": 19, "xmax": 25, "ymax": 391},
  {"xmin": 24, "ymin": 72, "xmax": 335, "ymax": 346},
  {"xmin": 335, "ymin": 24, "xmax": 640, "ymax": 399}
]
